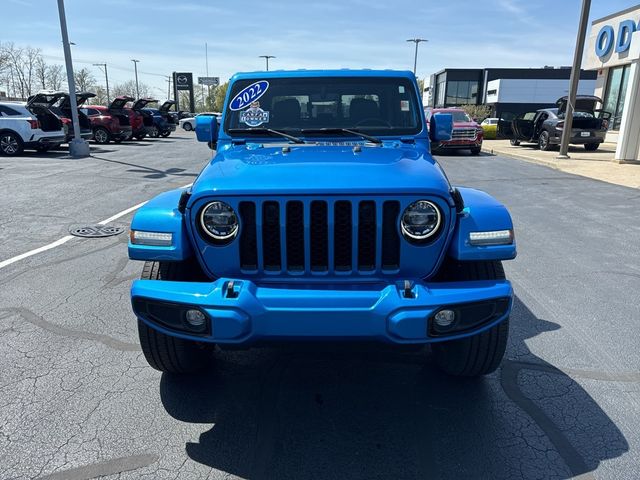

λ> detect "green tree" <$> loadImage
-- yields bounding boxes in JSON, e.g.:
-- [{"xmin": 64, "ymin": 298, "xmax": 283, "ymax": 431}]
[
  {"xmin": 210, "ymin": 82, "xmax": 228, "ymax": 112},
  {"xmin": 460, "ymin": 104, "xmax": 492, "ymax": 122}
]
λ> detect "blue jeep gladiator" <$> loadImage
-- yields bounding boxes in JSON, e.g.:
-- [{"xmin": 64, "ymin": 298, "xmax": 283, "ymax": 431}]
[{"xmin": 128, "ymin": 70, "xmax": 516, "ymax": 377}]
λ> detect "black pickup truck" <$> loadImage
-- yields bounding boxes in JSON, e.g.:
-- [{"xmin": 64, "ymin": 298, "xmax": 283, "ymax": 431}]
[{"xmin": 504, "ymin": 96, "xmax": 611, "ymax": 151}]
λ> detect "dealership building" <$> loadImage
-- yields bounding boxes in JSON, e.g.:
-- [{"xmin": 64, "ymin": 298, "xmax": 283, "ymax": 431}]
[
  {"xmin": 586, "ymin": 5, "xmax": 640, "ymax": 162},
  {"xmin": 425, "ymin": 67, "xmax": 597, "ymax": 123}
]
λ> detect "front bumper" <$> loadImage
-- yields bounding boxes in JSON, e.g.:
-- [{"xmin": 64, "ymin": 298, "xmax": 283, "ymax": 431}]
[
  {"xmin": 131, "ymin": 278, "xmax": 512, "ymax": 345},
  {"xmin": 436, "ymin": 138, "xmax": 482, "ymax": 149}
]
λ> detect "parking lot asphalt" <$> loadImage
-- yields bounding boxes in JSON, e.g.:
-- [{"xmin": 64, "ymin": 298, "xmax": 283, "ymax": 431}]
[{"xmin": 1, "ymin": 136, "xmax": 639, "ymax": 479}]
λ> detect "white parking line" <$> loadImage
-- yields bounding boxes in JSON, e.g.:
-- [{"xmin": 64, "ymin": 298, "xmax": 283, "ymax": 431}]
[
  {"xmin": 0, "ymin": 236, "xmax": 75, "ymax": 270},
  {"xmin": 0, "ymin": 183, "xmax": 193, "ymax": 271}
]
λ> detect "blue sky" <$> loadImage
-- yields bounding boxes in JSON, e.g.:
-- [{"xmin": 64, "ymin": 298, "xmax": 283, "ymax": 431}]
[{"xmin": 2, "ymin": 0, "xmax": 638, "ymax": 99}]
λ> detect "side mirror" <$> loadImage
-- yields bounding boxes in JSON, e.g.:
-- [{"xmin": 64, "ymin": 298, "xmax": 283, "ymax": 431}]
[
  {"xmin": 195, "ymin": 114, "xmax": 218, "ymax": 150},
  {"xmin": 429, "ymin": 113, "xmax": 453, "ymax": 142}
]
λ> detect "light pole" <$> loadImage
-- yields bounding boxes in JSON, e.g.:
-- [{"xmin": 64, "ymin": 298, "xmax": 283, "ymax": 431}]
[
  {"xmin": 93, "ymin": 63, "xmax": 109, "ymax": 103},
  {"xmin": 406, "ymin": 38, "xmax": 428, "ymax": 76},
  {"xmin": 557, "ymin": 0, "xmax": 591, "ymax": 159},
  {"xmin": 131, "ymin": 59, "xmax": 140, "ymax": 98},
  {"xmin": 259, "ymin": 55, "xmax": 275, "ymax": 71},
  {"xmin": 56, "ymin": 0, "xmax": 89, "ymax": 157}
]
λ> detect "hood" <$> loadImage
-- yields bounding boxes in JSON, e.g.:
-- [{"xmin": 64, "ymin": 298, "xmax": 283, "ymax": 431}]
[
  {"xmin": 27, "ymin": 90, "xmax": 66, "ymax": 108},
  {"xmin": 453, "ymin": 121, "xmax": 478, "ymax": 128},
  {"xmin": 59, "ymin": 92, "xmax": 96, "ymax": 109},
  {"xmin": 556, "ymin": 95, "xmax": 602, "ymax": 114},
  {"xmin": 109, "ymin": 95, "xmax": 134, "ymax": 110},
  {"xmin": 132, "ymin": 98, "xmax": 158, "ymax": 110},
  {"xmin": 159, "ymin": 100, "xmax": 176, "ymax": 113},
  {"xmin": 190, "ymin": 143, "xmax": 451, "ymax": 198}
]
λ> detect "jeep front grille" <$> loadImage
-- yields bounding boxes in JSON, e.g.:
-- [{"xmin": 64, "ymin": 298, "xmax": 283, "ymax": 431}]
[{"xmin": 238, "ymin": 199, "xmax": 401, "ymax": 274}]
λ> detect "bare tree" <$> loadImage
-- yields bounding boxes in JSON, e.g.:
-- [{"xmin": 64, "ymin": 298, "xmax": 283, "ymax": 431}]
[
  {"xmin": 91, "ymin": 85, "xmax": 108, "ymax": 105},
  {"xmin": 111, "ymin": 80, "xmax": 151, "ymax": 99},
  {"xmin": 35, "ymin": 56, "xmax": 47, "ymax": 90},
  {"xmin": 47, "ymin": 64, "xmax": 65, "ymax": 90},
  {"xmin": 74, "ymin": 67, "xmax": 96, "ymax": 92},
  {"xmin": 1, "ymin": 43, "xmax": 43, "ymax": 98}
]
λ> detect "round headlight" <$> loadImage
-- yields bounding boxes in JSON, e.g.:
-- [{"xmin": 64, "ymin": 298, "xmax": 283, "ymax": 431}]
[
  {"xmin": 200, "ymin": 201, "xmax": 238, "ymax": 241},
  {"xmin": 401, "ymin": 200, "xmax": 441, "ymax": 241}
]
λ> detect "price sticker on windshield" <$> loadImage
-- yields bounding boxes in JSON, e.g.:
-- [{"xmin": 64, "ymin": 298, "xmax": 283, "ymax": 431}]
[{"xmin": 229, "ymin": 80, "xmax": 269, "ymax": 111}]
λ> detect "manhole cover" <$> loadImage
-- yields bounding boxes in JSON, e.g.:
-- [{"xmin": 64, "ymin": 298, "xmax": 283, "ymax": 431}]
[{"xmin": 69, "ymin": 225, "xmax": 125, "ymax": 238}]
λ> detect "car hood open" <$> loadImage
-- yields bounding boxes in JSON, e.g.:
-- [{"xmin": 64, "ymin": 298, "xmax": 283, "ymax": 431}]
[
  {"xmin": 556, "ymin": 95, "xmax": 602, "ymax": 114},
  {"xmin": 109, "ymin": 96, "xmax": 134, "ymax": 110},
  {"xmin": 132, "ymin": 98, "xmax": 158, "ymax": 110},
  {"xmin": 27, "ymin": 90, "xmax": 67, "ymax": 108},
  {"xmin": 159, "ymin": 100, "xmax": 176, "ymax": 113},
  {"xmin": 59, "ymin": 92, "xmax": 96, "ymax": 109},
  {"xmin": 190, "ymin": 142, "xmax": 451, "ymax": 198}
]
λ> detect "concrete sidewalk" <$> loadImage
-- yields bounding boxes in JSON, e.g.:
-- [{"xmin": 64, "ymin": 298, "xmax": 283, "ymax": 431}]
[{"xmin": 482, "ymin": 139, "xmax": 640, "ymax": 189}]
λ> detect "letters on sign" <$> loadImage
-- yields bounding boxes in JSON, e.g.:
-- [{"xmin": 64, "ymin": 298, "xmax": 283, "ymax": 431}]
[{"xmin": 596, "ymin": 19, "xmax": 637, "ymax": 58}]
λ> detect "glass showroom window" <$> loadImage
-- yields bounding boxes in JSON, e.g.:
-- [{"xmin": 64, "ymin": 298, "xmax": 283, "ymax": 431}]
[
  {"xmin": 604, "ymin": 65, "xmax": 630, "ymax": 131},
  {"xmin": 445, "ymin": 81, "xmax": 479, "ymax": 105}
]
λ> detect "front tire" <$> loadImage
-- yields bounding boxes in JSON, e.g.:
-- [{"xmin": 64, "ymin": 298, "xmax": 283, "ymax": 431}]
[
  {"xmin": 137, "ymin": 261, "xmax": 212, "ymax": 374},
  {"xmin": 183, "ymin": 122, "xmax": 193, "ymax": 131},
  {"xmin": 584, "ymin": 142, "xmax": 599, "ymax": 151},
  {"xmin": 538, "ymin": 130, "xmax": 552, "ymax": 151},
  {"xmin": 432, "ymin": 260, "xmax": 509, "ymax": 377},
  {"xmin": 93, "ymin": 127, "xmax": 110, "ymax": 144},
  {"xmin": 0, "ymin": 131, "xmax": 24, "ymax": 156},
  {"xmin": 470, "ymin": 146, "xmax": 481, "ymax": 155}
]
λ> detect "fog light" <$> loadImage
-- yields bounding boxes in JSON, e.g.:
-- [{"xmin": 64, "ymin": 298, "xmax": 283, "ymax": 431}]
[
  {"xmin": 185, "ymin": 309, "xmax": 206, "ymax": 328},
  {"xmin": 434, "ymin": 309, "xmax": 456, "ymax": 328}
]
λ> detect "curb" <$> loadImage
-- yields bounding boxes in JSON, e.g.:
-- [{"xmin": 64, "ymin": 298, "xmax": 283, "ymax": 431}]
[{"xmin": 481, "ymin": 147, "xmax": 564, "ymax": 171}]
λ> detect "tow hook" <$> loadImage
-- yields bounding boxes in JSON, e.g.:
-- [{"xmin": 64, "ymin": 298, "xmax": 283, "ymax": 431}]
[
  {"xmin": 225, "ymin": 280, "xmax": 240, "ymax": 299},
  {"xmin": 402, "ymin": 280, "xmax": 416, "ymax": 299}
]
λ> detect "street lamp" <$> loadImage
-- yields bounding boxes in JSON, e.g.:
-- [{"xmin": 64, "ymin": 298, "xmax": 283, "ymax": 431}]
[
  {"xmin": 93, "ymin": 63, "xmax": 110, "ymax": 103},
  {"xmin": 406, "ymin": 38, "xmax": 428, "ymax": 76},
  {"xmin": 557, "ymin": 0, "xmax": 591, "ymax": 159},
  {"xmin": 56, "ymin": 0, "xmax": 89, "ymax": 158},
  {"xmin": 131, "ymin": 59, "xmax": 140, "ymax": 98},
  {"xmin": 259, "ymin": 55, "xmax": 275, "ymax": 71}
]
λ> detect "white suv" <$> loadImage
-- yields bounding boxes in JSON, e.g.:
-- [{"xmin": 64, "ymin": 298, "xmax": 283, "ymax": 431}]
[{"xmin": 0, "ymin": 91, "xmax": 67, "ymax": 156}]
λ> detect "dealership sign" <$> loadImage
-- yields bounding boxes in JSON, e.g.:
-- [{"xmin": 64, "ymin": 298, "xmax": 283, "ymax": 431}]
[
  {"xmin": 174, "ymin": 72, "xmax": 193, "ymax": 91},
  {"xmin": 198, "ymin": 76, "xmax": 220, "ymax": 86},
  {"xmin": 595, "ymin": 19, "xmax": 637, "ymax": 58},
  {"xmin": 585, "ymin": 7, "xmax": 640, "ymax": 69}
]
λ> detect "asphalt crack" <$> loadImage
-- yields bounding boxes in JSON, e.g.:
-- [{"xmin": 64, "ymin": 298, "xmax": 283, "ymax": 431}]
[{"xmin": 0, "ymin": 307, "xmax": 139, "ymax": 352}]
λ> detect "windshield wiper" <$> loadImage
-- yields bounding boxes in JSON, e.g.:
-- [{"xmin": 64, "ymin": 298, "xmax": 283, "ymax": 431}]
[
  {"xmin": 301, "ymin": 127, "xmax": 382, "ymax": 144},
  {"xmin": 228, "ymin": 128, "xmax": 305, "ymax": 144}
]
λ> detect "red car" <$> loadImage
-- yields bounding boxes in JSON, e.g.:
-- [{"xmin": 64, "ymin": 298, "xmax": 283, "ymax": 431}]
[
  {"xmin": 108, "ymin": 96, "xmax": 144, "ymax": 140},
  {"xmin": 79, "ymin": 105, "xmax": 132, "ymax": 144},
  {"xmin": 426, "ymin": 107, "xmax": 483, "ymax": 155}
]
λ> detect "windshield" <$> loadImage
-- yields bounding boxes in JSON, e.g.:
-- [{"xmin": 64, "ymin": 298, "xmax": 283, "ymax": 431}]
[
  {"xmin": 224, "ymin": 76, "xmax": 422, "ymax": 137},
  {"xmin": 450, "ymin": 111, "xmax": 472, "ymax": 122}
]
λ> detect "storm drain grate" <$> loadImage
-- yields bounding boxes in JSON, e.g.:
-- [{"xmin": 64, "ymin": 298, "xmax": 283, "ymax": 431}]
[{"xmin": 69, "ymin": 225, "xmax": 125, "ymax": 238}]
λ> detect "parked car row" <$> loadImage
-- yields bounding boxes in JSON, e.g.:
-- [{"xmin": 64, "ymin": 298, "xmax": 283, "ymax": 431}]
[{"xmin": 0, "ymin": 90, "xmax": 179, "ymax": 156}]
